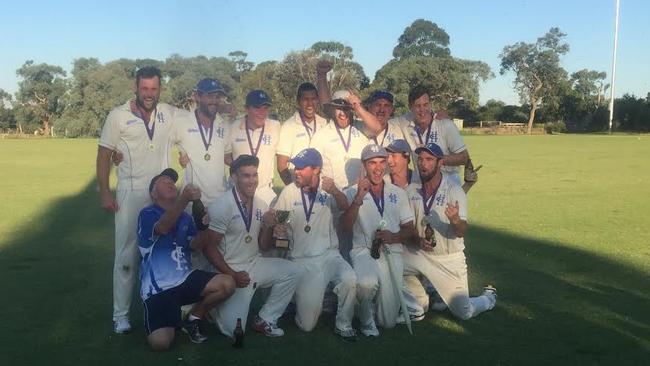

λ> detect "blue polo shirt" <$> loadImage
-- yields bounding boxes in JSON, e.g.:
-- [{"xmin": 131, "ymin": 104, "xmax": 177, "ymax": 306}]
[{"xmin": 137, "ymin": 204, "xmax": 197, "ymax": 300}]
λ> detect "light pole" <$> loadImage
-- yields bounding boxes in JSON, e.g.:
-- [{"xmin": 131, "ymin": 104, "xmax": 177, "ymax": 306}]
[{"xmin": 608, "ymin": 0, "xmax": 621, "ymax": 133}]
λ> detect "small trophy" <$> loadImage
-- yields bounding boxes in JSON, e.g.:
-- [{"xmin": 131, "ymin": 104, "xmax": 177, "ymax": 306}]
[
  {"xmin": 370, "ymin": 220, "xmax": 388, "ymax": 259},
  {"xmin": 273, "ymin": 210, "xmax": 291, "ymax": 250},
  {"xmin": 424, "ymin": 223, "xmax": 437, "ymax": 248}
]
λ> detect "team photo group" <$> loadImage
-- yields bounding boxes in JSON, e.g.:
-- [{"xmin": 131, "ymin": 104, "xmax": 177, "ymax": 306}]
[{"xmin": 96, "ymin": 62, "xmax": 497, "ymax": 351}]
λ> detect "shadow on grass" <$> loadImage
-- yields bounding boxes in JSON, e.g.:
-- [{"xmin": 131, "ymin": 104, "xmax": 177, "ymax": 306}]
[{"xmin": 0, "ymin": 180, "xmax": 648, "ymax": 366}]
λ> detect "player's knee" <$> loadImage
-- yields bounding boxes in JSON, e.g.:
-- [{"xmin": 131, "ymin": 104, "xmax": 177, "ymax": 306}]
[
  {"xmin": 219, "ymin": 275, "xmax": 236, "ymax": 296},
  {"xmin": 339, "ymin": 271, "xmax": 357, "ymax": 290},
  {"xmin": 449, "ymin": 304, "xmax": 472, "ymax": 320},
  {"xmin": 356, "ymin": 277, "xmax": 378, "ymax": 298},
  {"xmin": 147, "ymin": 331, "xmax": 173, "ymax": 352},
  {"xmin": 295, "ymin": 312, "xmax": 318, "ymax": 332}
]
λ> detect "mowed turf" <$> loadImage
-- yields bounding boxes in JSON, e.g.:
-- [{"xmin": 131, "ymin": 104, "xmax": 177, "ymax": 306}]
[{"xmin": 0, "ymin": 135, "xmax": 648, "ymax": 365}]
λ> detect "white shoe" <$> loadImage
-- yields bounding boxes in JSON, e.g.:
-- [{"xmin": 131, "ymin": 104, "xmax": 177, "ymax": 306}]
[
  {"xmin": 360, "ymin": 322, "xmax": 379, "ymax": 337},
  {"xmin": 396, "ymin": 310, "xmax": 425, "ymax": 324},
  {"xmin": 113, "ymin": 317, "xmax": 131, "ymax": 334},
  {"xmin": 482, "ymin": 285, "xmax": 497, "ymax": 310},
  {"xmin": 251, "ymin": 315, "xmax": 284, "ymax": 337}
]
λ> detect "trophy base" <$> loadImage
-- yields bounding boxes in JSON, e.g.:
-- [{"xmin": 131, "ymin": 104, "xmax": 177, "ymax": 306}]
[{"xmin": 274, "ymin": 238, "xmax": 290, "ymax": 249}]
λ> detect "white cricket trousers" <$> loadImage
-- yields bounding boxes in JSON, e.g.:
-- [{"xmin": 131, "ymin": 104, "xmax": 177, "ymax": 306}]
[
  {"xmin": 351, "ymin": 247, "xmax": 403, "ymax": 329},
  {"xmin": 212, "ymin": 256, "xmax": 300, "ymax": 337},
  {"xmin": 402, "ymin": 250, "xmax": 492, "ymax": 320},
  {"xmin": 113, "ymin": 189, "xmax": 151, "ymax": 320},
  {"xmin": 292, "ymin": 249, "xmax": 357, "ymax": 331}
]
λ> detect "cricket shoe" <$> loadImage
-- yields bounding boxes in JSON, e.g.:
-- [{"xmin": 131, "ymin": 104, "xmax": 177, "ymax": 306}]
[
  {"xmin": 396, "ymin": 308, "xmax": 425, "ymax": 324},
  {"xmin": 335, "ymin": 326, "xmax": 357, "ymax": 342},
  {"xmin": 113, "ymin": 317, "xmax": 131, "ymax": 334},
  {"xmin": 251, "ymin": 315, "xmax": 284, "ymax": 337},
  {"xmin": 360, "ymin": 322, "xmax": 379, "ymax": 337},
  {"xmin": 182, "ymin": 318, "xmax": 208, "ymax": 344},
  {"xmin": 482, "ymin": 285, "xmax": 498, "ymax": 310}
]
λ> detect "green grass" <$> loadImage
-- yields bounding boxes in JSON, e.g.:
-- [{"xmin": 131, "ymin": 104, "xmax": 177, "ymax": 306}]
[{"xmin": 1, "ymin": 135, "xmax": 649, "ymax": 365}]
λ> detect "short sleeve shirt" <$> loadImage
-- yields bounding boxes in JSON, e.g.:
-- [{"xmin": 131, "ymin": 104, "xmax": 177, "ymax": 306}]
[{"xmin": 277, "ymin": 112, "xmax": 328, "ymax": 158}]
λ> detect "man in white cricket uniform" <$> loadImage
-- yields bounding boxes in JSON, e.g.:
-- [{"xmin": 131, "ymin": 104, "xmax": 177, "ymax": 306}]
[
  {"xmin": 202, "ymin": 155, "xmax": 300, "ymax": 337},
  {"xmin": 173, "ymin": 78, "xmax": 229, "ymax": 207},
  {"xmin": 97, "ymin": 66, "xmax": 179, "ymax": 333},
  {"xmin": 273, "ymin": 148, "xmax": 358, "ymax": 341},
  {"xmin": 365, "ymin": 90, "xmax": 405, "ymax": 148},
  {"xmin": 403, "ymin": 142, "xmax": 497, "ymax": 320},
  {"xmin": 396, "ymin": 85, "xmax": 469, "ymax": 184},
  {"xmin": 225, "ymin": 90, "xmax": 280, "ymax": 205},
  {"xmin": 341, "ymin": 144, "xmax": 417, "ymax": 336},
  {"xmin": 385, "ymin": 139, "xmax": 420, "ymax": 189},
  {"xmin": 277, "ymin": 82, "xmax": 328, "ymax": 185}
]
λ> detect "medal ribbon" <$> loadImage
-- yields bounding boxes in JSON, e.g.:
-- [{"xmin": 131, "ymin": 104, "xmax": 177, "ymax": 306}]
[
  {"xmin": 335, "ymin": 124, "xmax": 352, "ymax": 153},
  {"xmin": 369, "ymin": 183, "xmax": 385, "ymax": 217},
  {"xmin": 300, "ymin": 181, "xmax": 319, "ymax": 223},
  {"xmin": 300, "ymin": 113, "xmax": 316, "ymax": 140},
  {"xmin": 232, "ymin": 187, "xmax": 253, "ymax": 233},
  {"xmin": 137, "ymin": 105, "xmax": 157, "ymax": 143},
  {"xmin": 420, "ymin": 178, "xmax": 442, "ymax": 216},
  {"xmin": 415, "ymin": 122, "xmax": 431, "ymax": 146},
  {"xmin": 195, "ymin": 110, "xmax": 214, "ymax": 153},
  {"xmin": 372, "ymin": 124, "xmax": 389, "ymax": 146},
  {"xmin": 245, "ymin": 119, "xmax": 265, "ymax": 157}
]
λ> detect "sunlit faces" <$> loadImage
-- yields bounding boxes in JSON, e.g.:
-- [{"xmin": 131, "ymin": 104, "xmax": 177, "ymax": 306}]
[
  {"xmin": 152, "ymin": 176, "xmax": 177, "ymax": 202},
  {"xmin": 246, "ymin": 105, "xmax": 269, "ymax": 127},
  {"xmin": 368, "ymin": 98, "xmax": 394, "ymax": 125},
  {"xmin": 417, "ymin": 152, "xmax": 442, "ymax": 182},
  {"xmin": 136, "ymin": 77, "xmax": 161, "ymax": 112},
  {"xmin": 293, "ymin": 166, "xmax": 320, "ymax": 188},
  {"xmin": 387, "ymin": 152, "xmax": 409, "ymax": 175},
  {"xmin": 232, "ymin": 165, "xmax": 259, "ymax": 199},
  {"xmin": 410, "ymin": 93, "xmax": 432, "ymax": 126},
  {"xmin": 364, "ymin": 157, "xmax": 387, "ymax": 185},
  {"xmin": 298, "ymin": 90, "xmax": 319, "ymax": 120},
  {"xmin": 334, "ymin": 108, "xmax": 352, "ymax": 128},
  {"xmin": 197, "ymin": 91, "xmax": 225, "ymax": 118}
]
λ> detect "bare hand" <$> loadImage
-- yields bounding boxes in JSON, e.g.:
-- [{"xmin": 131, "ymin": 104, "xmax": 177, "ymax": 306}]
[
  {"xmin": 112, "ymin": 150, "xmax": 123, "ymax": 167},
  {"xmin": 346, "ymin": 89, "xmax": 362, "ymax": 109},
  {"xmin": 178, "ymin": 151, "xmax": 189, "ymax": 168},
  {"xmin": 100, "ymin": 190, "xmax": 119, "ymax": 213},
  {"xmin": 321, "ymin": 176, "xmax": 338, "ymax": 194},
  {"xmin": 317, "ymin": 60, "xmax": 333, "ymax": 76},
  {"xmin": 356, "ymin": 176, "xmax": 371, "ymax": 199},
  {"xmin": 445, "ymin": 201, "xmax": 460, "ymax": 223},
  {"xmin": 233, "ymin": 271, "xmax": 251, "ymax": 288},
  {"xmin": 181, "ymin": 184, "xmax": 201, "ymax": 202},
  {"xmin": 273, "ymin": 224, "xmax": 288, "ymax": 239},
  {"xmin": 262, "ymin": 208, "xmax": 277, "ymax": 227},
  {"xmin": 374, "ymin": 230, "xmax": 395, "ymax": 244},
  {"xmin": 419, "ymin": 237, "xmax": 435, "ymax": 252}
]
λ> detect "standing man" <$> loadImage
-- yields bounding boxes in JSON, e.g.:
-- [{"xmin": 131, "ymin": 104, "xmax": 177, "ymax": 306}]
[
  {"xmin": 97, "ymin": 66, "xmax": 179, "ymax": 333},
  {"xmin": 403, "ymin": 143, "xmax": 497, "ymax": 320},
  {"xmin": 385, "ymin": 139, "xmax": 419, "ymax": 189},
  {"xmin": 174, "ymin": 78, "xmax": 229, "ymax": 207},
  {"xmin": 225, "ymin": 90, "xmax": 280, "ymax": 205},
  {"xmin": 365, "ymin": 90, "xmax": 405, "ymax": 147},
  {"xmin": 340, "ymin": 144, "xmax": 417, "ymax": 336},
  {"xmin": 138, "ymin": 168, "xmax": 235, "ymax": 351},
  {"xmin": 277, "ymin": 82, "xmax": 328, "ymax": 185},
  {"xmin": 397, "ymin": 85, "xmax": 474, "ymax": 184},
  {"xmin": 273, "ymin": 148, "xmax": 358, "ymax": 341},
  {"xmin": 201, "ymin": 155, "xmax": 300, "ymax": 338}
]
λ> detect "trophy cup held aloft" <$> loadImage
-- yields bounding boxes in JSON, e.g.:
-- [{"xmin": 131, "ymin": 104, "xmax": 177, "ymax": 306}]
[{"xmin": 273, "ymin": 210, "xmax": 291, "ymax": 250}]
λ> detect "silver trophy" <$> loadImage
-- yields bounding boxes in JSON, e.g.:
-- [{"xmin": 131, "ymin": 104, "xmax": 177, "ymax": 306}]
[{"xmin": 273, "ymin": 210, "xmax": 291, "ymax": 250}]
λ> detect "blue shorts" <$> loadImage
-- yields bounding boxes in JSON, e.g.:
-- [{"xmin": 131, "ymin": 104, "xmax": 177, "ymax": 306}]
[{"xmin": 142, "ymin": 270, "xmax": 216, "ymax": 334}]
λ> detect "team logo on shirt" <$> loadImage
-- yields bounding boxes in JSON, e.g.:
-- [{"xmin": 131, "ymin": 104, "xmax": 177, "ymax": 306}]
[
  {"xmin": 262, "ymin": 134, "xmax": 272, "ymax": 145},
  {"xmin": 255, "ymin": 209, "xmax": 263, "ymax": 221},
  {"xmin": 235, "ymin": 138, "xmax": 246, "ymax": 142},
  {"xmin": 435, "ymin": 193, "xmax": 446, "ymax": 206},
  {"xmin": 216, "ymin": 126, "xmax": 225, "ymax": 138},
  {"xmin": 387, "ymin": 133, "xmax": 396, "ymax": 143},
  {"xmin": 188, "ymin": 128, "xmax": 199, "ymax": 133},
  {"xmin": 389, "ymin": 193, "xmax": 398, "ymax": 204},
  {"xmin": 318, "ymin": 193, "xmax": 328, "ymax": 206},
  {"xmin": 126, "ymin": 119, "xmax": 139, "ymax": 125},
  {"xmin": 429, "ymin": 131, "xmax": 438, "ymax": 143},
  {"xmin": 171, "ymin": 244, "xmax": 188, "ymax": 271},
  {"xmin": 351, "ymin": 128, "xmax": 360, "ymax": 138},
  {"xmin": 157, "ymin": 112, "xmax": 165, "ymax": 124}
]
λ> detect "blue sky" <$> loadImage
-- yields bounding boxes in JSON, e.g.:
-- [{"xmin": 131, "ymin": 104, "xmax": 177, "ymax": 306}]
[{"xmin": 1, "ymin": 0, "xmax": 647, "ymax": 105}]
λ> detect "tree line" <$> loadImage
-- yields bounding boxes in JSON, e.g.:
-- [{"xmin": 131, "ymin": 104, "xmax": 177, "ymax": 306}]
[{"xmin": 0, "ymin": 19, "xmax": 648, "ymax": 136}]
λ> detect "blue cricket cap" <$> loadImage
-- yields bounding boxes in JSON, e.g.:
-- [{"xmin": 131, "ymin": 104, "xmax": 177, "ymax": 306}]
[
  {"xmin": 196, "ymin": 78, "xmax": 225, "ymax": 94},
  {"xmin": 245, "ymin": 90, "xmax": 272, "ymax": 107},
  {"xmin": 415, "ymin": 143, "xmax": 444, "ymax": 159},
  {"xmin": 385, "ymin": 139, "xmax": 411, "ymax": 155},
  {"xmin": 361, "ymin": 144, "xmax": 388, "ymax": 161},
  {"xmin": 149, "ymin": 168, "xmax": 178, "ymax": 193},
  {"xmin": 290, "ymin": 148, "xmax": 323, "ymax": 169},
  {"xmin": 368, "ymin": 90, "xmax": 394, "ymax": 104}
]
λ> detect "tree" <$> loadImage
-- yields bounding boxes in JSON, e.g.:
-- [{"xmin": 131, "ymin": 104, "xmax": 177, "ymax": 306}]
[
  {"xmin": 228, "ymin": 51, "xmax": 254, "ymax": 75},
  {"xmin": 500, "ymin": 27, "xmax": 570, "ymax": 134},
  {"xmin": 0, "ymin": 89, "xmax": 16, "ymax": 132},
  {"xmin": 14, "ymin": 60, "xmax": 67, "ymax": 136},
  {"xmin": 570, "ymin": 69, "xmax": 608, "ymax": 106},
  {"xmin": 393, "ymin": 19, "xmax": 451, "ymax": 59}
]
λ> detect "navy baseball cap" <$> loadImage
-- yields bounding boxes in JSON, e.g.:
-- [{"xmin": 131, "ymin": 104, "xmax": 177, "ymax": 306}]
[
  {"xmin": 368, "ymin": 90, "xmax": 394, "ymax": 104},
  {"xmin": 245, "ymin": 90, "xmax": 272, "ymax": 107},
  {"xmin": 385, "ymin": 139, "xmax": 411, "ymax": 155},
  {"xmin": 196, "ymin": 78, "xmax": 225, "ymax": 94},
  {"xmin": 290, "ymin": 148, "xmax": 323, "ymax": 169},
  {"xmin": 149, "ymin": 168, "xmax": 178, "ymax": 193},
  {"xmin": 415, "ymin": 143, "xmax": 444, "ymax": 159},
  {"xmin": 230, "ymin": 154, "xmax": 259, "ymax": 175},
  {"xmin": 361, "ymin": 144, "xmax": 388, "ymax": 161}
]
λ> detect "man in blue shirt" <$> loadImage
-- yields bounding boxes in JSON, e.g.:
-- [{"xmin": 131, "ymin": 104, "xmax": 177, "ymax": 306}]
[{"xmin": 138, "ymin": 168, "xmax": 235, "ymax": 351}]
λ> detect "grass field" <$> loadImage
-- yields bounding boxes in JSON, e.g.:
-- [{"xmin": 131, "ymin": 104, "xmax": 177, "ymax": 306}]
[{"xmin": 1, "ymin": 135, "xmax": 649, "ymax": 365}]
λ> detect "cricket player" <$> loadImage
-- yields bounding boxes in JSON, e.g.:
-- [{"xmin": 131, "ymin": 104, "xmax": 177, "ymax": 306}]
[
  {"xmin": 340, "ymin": 144, "xmax": 417, "ymax": 336},
  {"xmin": 97, "ymin": 66, "xmax": 179, "ymax": 333},
  {"xmin": 173, "ymin": 78, "xmax": 230, "ymax": 207},
  {"xmin": 365, "ymin": 90, "xmax": 405, "ymax": 147},
  {"xmin": 225, "ymin": 90, "xmax": 280, "ymax": 205},
  {"xmin": 403, "ymin": 142, "xmax": 497, "ymax": 320},
  {"xmin": 273, "ymin": 148, "xmax": 358, "ymax": 341},
  {"xmin": 396, "ymin": 85, "xmax": 476, "ymax": 185},
  {"xmin": 385, "ymin": 139, "xmax": 420, "ymax": 189},
  {"xmin": 277, "ymin": 82, "xmax": 328, "ymax": 185},
  {"xmin": 138, "ymin": 168, "xmax": 235, "ymax": 351},
  {"xmin": 202, "ymin": 155, "xmax": 300, "ymax": 338}
]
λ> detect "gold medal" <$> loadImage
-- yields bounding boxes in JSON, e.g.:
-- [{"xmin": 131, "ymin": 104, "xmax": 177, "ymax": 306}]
[
  {"xmin": 344, "ymin": 154, "xmax": 349, "ymax": 161},
  {"xmin": 421, "ymin": 218, "xmax": 427, "ymax": 226},
  {"xmin": 245, "ymin": 235, "xmax": 252, "ymax": 243},
  {"xmin": 148, "ymin": 143, "xmax": 155, "ymax": 151},
  {"xmin": 304, "ymin": 225, "xmax": 311, "ymax": 233},
  {"xmin": 379, "ymin": 219, "xmax": 388, "ymax": 229},
  {"xmin": 204, "ymin": 153, "xmax": 211, "ymax": 161}
]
